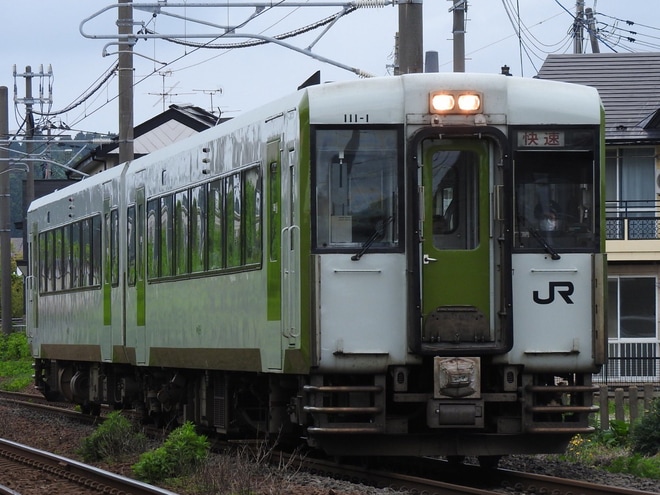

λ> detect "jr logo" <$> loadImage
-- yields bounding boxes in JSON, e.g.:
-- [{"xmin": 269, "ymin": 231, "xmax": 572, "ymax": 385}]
[{"xmin": 533, "ymin": 281, "xmax": 574, "ymax": 304}]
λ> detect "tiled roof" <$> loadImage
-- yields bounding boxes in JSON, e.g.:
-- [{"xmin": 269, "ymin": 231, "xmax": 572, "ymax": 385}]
[{"xmin": 536, "ymin": 53, "xmax": 660, "ymax": 143}]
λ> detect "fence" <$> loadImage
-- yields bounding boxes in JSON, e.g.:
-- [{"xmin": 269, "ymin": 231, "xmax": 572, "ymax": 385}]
[
  {"xmin": 594, "ymin": 342, "xmax": 660, "ymax": 384},
  {"xmin": 596, "ymin": 384, "xmax": 657, "ymax": 430},
  {"xmin": 606, "ymin": 199, "xmax": 660, "ymax": 240}
]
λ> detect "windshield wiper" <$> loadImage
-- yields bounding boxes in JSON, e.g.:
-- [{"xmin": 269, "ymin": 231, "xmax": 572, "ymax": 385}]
[
  {"xmin": 529, "ymin": 227, "xmax": 561, "ymax": 260},
  {"xmin": 351, "ymin": 216, "xmax": 394, "ymax": 261}
]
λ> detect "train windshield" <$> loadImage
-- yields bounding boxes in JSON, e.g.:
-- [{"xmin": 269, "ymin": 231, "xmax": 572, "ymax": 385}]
[
  {"xmin": 513, "ymin": 129, "xmax": 598, "ymax": 252},
  {"xmin": 313, "ymin": 127, "xmax": 402, "ymax": 251}
]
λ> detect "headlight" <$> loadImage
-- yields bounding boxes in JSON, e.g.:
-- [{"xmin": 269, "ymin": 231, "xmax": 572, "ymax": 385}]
[{"xmin": 430, "ymin": 91, "xmax": 482, "ymax": 114}]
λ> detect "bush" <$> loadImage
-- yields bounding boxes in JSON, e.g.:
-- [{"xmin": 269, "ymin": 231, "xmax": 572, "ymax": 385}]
[
  {"xmin": 78, "ymin": 411, "xmax": 147, "ymax": 462},
  {"xmin": 132, "ymin": 421, "xmax": 210, "ymax": 483},
  {"xmin": 0, "ymin": 332, "xmax": 33, "ymax": 391},
  {"xmin": 596, "ymin": 419, "xmax": 630, "ymax": 449},
  {"xmin": 607, "ymin": 453, "xmax": 660, "ymax": 479},
  {"xmin": 631, "ymin": 399, "xmax": 660, "ymax": 456},
  {"xmin": 0, "ymin": 331, "xmax": 30, "ymax": 360}
]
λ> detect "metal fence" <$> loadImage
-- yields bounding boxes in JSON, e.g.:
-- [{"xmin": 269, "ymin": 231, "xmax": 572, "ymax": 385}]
[
  {"xmin": 594, "ymin": 342, "xmax": 660, "ymax": 385},
  {"xmin": 606, "ymin": 199, "xmax": 660, "ymax": 240}
]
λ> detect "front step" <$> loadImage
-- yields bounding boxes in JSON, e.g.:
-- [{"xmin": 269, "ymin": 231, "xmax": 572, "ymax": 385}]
[
  {"xmin": 303, "ymin": 377, "xmax": 385, "ymax": 434},
  {"xmin": 523, "ymin": 376, "xmax": 598, "ymax": 434}
]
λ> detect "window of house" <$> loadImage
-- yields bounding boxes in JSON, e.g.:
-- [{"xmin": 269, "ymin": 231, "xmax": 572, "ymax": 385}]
[
  {"xmin": 608, "ymin": 277, "xmax": 657, "ymax": 340},
  {"xmin": 606, "ymin": 148, "xmax": 655, "ymax": 203},
  {"xmin": 606, "ymin": 148, "xmax": 656, "ymax": 239}
]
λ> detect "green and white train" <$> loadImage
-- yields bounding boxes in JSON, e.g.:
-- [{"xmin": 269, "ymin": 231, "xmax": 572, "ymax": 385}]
[{"xmin": 26, "ymin": 72, "xmax": 606, "ymax": 461}]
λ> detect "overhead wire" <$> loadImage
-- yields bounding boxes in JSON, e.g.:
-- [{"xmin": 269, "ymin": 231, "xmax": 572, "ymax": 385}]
[{"xmin": 31, "ymin": 0, "xmax": 350, "ymax": 133}]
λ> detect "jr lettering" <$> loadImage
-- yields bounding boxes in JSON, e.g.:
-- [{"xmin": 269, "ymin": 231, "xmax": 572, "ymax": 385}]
[{"xmin": 533, "ymin": 281, "xmax": 574, "ymax": 304}]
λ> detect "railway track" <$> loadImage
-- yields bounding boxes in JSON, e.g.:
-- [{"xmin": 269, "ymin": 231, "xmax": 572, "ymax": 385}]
[
  {"xmin": 0, "ymin": 438, "xmax": 177, "ymax": 495},
  {"xmin": 2, "ymin": 390, "xmax": 658, "ymax": 495},
  {"xmin": 296, "ymin": 455, "xmax": 660, "ymax": 495}
]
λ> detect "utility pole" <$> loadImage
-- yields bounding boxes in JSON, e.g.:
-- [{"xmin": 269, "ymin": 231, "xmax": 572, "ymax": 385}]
[
  {"xmin": 0, "ymin": 86, "xmax": 10, "ymax": 335},
  {"xmin": 118, "ymin": 0, "xmax": 134, "ymax": 164},
  {"xmin": 573, "ymin": 0, "xmax": 585, "ymax": 54},
  {"xmin": 396, "ymin": 0, "xmax": 424, "ymax": 74},
  {"xmin": 23, "ymin": 67, "xmax": 35, "ymax": 224},
  {"xmin": 585, "ymin": 7, "xmax": 600, "ymax": 53},
  {"xmin": 449, "ymin": 0, "xmax": 467, "ymax": 72}
]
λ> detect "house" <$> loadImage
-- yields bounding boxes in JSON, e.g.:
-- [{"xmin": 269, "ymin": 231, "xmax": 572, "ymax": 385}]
[
  {"xmin": 538, "ymin": 52, "xmax": 660, "ymax": 383},
  {"xmin": 75, "ymin": 104, "xmax": 225, "ymax": 176}
]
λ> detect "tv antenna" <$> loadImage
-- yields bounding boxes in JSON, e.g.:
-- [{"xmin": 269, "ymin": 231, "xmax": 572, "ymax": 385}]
[{"xmin": 194, "ymin": 88, "xmax": 223, "ymax": 115}]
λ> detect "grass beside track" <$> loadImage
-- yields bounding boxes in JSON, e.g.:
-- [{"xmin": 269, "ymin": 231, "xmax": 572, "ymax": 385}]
[{"xmin": 0, "ymin": 331, "xmax": 32, "ymax": 392}]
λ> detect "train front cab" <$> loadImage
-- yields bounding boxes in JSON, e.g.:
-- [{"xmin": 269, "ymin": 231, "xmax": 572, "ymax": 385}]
[{"xmin": 302, "ymin": 77, "xmax": 605, "ymax": 458}]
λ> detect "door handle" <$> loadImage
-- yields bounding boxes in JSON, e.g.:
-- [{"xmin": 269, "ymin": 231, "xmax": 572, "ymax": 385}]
[{"xmin": 423, "ymin": 254, "xmax": 437, "ymax": 264}]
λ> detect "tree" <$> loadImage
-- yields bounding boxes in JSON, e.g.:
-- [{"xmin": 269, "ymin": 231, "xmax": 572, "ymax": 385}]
[{"xmin": 0, "ymin": 253, "xmax": 25, "ymax": 325}]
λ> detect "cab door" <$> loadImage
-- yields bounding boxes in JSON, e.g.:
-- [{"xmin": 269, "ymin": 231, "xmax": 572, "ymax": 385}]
[{"xmin": 418, "ymin": 138, "xmax": 493, "ymax": 352}]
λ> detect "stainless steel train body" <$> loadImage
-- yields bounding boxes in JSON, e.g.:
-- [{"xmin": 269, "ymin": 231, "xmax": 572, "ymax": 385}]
[{"xmin": 26, "ymin": 73, "xmax": 606, "ymax": 459}]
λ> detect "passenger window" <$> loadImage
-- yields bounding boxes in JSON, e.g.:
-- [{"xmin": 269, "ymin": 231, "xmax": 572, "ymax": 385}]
[{"xmin": 208, "ymin": 180, "xmax": 224, "ymax": 270}]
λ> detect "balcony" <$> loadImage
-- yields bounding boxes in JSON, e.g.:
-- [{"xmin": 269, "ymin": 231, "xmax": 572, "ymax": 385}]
[
  {"xmin": 594, "ymin": 341, "xmax": 660, "ymax": 384},
  {"xmin": 605, "ymin": 200, "xmax": 660, "ymax": 261}
]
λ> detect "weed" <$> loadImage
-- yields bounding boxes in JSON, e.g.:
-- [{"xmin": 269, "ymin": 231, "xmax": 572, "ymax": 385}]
[
  {"xmin": 607, "ymin": 453, "xmax": 660, "ymax": 479},
  {"xmin": 132, "ymin": 421, "xmax": 210, "ymax": 483},
  {"xmin": 186, "ymin": 436, "xmax": 305, "ymax": 495},
  {"xmin": 631, "ymin": 399, "xmax": 660, "ymax": 456},
  {"xmin": 78, "ymin": 411, "xmax": 147, "ymax": 462},
  {"xmin": 0, "ymin": 332, "xmax": 33, "ymax": 392}
]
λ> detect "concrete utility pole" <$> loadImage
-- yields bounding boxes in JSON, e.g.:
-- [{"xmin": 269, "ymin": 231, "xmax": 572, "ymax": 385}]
[
  {"xmin": 396, "ymin": 0, "xmax": 424, "ymax": 74},
  {"xmin": 585, "ymin": 7, "xmax": 600, "ymax": 53},
  {"xmin": 24, "ymin": 67, "xmax": 35, "ymax": 223},
  {"xmin": 449, "ymin": 0, "xmax": 467, "ymax": 72},
  {"xmin": 118, "ymin": 0, "xmax": 135, "ymax": 164},
  {"xmin": 573, "ymin": 0, "xmax": 585, "ymax": 54},
  {"xmin": 0, "ymin": 86, "xmax": 10, "ymax": 335}
]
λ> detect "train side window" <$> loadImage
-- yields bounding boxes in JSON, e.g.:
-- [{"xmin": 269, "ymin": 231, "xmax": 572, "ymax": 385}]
[
  {"xmin": 127, "ymin": 206, "xmax": 136, "ymax": 286},
  {"xmin": 110, "ymin": 209, "xmax": 119, "ymax": 287},
  {"xmin": 39, "ymin": 232, "xmax": 47, "ymax": 293},
  {"xmin": 314, "ymin": 127, "xmax": 401, "ymax": 250},
  {"xmin": 147, "ymin": 199, "xmax": 160, "ymax": 279},
  {"xmin": 71, "ymin": 221, "xmax": 81, "ymax": 288},
  {"xmin": 226, "ymin": 173, "xmax": 242, "ymax": 268},
  {"xmin": 190, "ymin": 185, "xmax": 207, "ymax": 273},
  {"xmin": 54, "ymin": 228, "xmax": 63, "ymax": 291},
  {"xmin": 48, "ymin": 230, "xmax": 56, "ymax": 291},
  {"xmin": 92, "ymin": 215, "xmax": 102, "ymax": 286},
  {"xmin": 81, "ymin": 219, "xmax": 90, "ymax": 287},
  {"xmin": 175, "ymin": 190, "xmax": 189, "ymax": 276},
  {"xmin": 208, "ymin": 179, "xmax": 224, "ymax": 270},
  {"xmin": 161, "ymin": 195, "xmax": 174, "ymax": 277},
  {"xmin": 62, "ymin": 224, "xmax": 71, "ymax": 291},
  {"xmin": 244, "ymin": 167, "xmax": 262, "ymax": 265}
]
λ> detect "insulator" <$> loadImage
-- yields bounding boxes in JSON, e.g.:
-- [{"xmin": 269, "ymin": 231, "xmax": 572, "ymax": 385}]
[{"xmin": 354, "ymin": 0, "xmax": 387, "ymax": 7}]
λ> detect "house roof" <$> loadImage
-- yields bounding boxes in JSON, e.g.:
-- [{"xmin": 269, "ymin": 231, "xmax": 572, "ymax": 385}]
[
  {"xmin": 75, "ymin": 104, "xmax": 228, "ymax": 175},
  {"xmin": 536, "ymin": 52, "xmax": 660, "ymax": 144}
]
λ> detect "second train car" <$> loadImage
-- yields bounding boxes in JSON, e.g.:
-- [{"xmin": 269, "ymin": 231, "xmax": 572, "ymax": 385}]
[{"xmin": 26, "ymin": 72, "xmax": 606, "ymax": 460}]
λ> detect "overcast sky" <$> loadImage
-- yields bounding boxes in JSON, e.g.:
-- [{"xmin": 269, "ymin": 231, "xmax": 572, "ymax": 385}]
[{"xmin": 2, "ymin": 0, "xmax": 659, "ymax": 137}]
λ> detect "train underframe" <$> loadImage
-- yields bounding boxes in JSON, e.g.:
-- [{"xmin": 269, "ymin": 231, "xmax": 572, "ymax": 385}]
[{"xmin": 33, "ymin": 358, "xmax": 597, "ymax": 458}]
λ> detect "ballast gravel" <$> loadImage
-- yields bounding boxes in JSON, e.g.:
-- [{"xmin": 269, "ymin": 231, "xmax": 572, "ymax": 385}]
[{"xmin": 1, "ymin": 398, "xmax": 659, "ymax": 495}]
